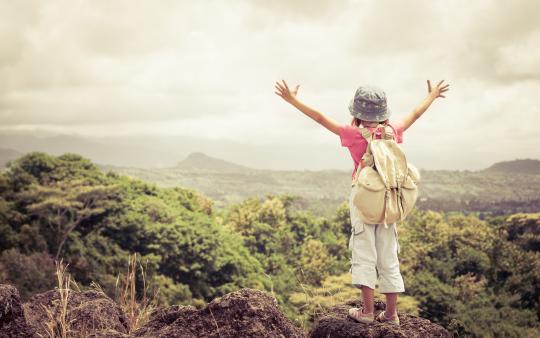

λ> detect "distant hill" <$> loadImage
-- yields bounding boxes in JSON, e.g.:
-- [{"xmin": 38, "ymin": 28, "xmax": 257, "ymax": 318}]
[
  {"xmin": 0, "ymin": 130, "xmax": 348, "ymax": 171},
  {"xmin": 98, "ymin": 155, "xmax": 540, "ymax": 218},
  {"xmin": 0, "ymin": 148, "xmax": 23, "ymax": 168},
  {"xmin": 3, "ymin": 149, "xmax": 539, "ymax": 217},
  {"xmin": 175, "ymin": 152, "xmax": 251, "ymax": 173},
  {"xmin": 483, "ymin": 159, "xmax": 540, "ymax": 175}
]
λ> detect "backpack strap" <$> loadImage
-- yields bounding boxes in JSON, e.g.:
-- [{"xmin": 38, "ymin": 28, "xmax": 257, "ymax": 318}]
[
  {"xmin": 358, "ymin": 127, "xmax": 373, "ymax": 141},
  {"xmin": 382, "ymin": 125, "xmax": 395, "ymax": 140},
  {"xmin": 353, "ymin": 123, "xmax": 395, "ymax": 182},
  {"xmin": 356, "ymin": 127, "xmax": 374, "ymax": 172}
]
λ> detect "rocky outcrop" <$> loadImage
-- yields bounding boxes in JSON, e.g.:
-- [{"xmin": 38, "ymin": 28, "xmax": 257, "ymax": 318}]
[
  {"xmin": 309, "ymin": 299, "xmax": 451, "ymax": 338},
  {"xmin": 23, "ymin": 288, "xmax": 128, "ymax": 337},
  {"xmin": 0, "ymin": 284, "xmax": 35, "ymax": 338},
  {"xmin": 1, "ymin": 283, "xmax": 450, "ymax": 338},
  {"xmin": 133, "ymin": 288, "xmax": 306, "ymax": 338}
]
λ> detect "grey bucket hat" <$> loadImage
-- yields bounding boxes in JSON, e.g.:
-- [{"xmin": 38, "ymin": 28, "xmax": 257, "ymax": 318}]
[{"xmin": 348, "ymin": 85, "xmax": 391, "ymax": 122}]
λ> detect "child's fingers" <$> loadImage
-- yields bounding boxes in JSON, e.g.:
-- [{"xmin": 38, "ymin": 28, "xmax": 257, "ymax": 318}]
[
  {"xmin": 275, "ymin": 82, "xmax": 284, "ymax": 91},
  {"xmin": 427, "ymin": 80, "xmax": 432, "ymax": 92},
  {"xmin": 439, "ymin": 94, "xmax": 446, "ymax": 98},
  {"xmin": 282, "ymin": 79, "xmax": 290, "ymax": 91},
  {"xmin": 437, "ymin": 79, "xmax": 444, "ymax": 87}
]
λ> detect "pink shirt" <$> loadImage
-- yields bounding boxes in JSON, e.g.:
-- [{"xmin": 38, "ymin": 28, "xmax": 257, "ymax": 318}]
[{"xmin": 338, "ymin": 120, "xmax": 405, "ymax": 179}]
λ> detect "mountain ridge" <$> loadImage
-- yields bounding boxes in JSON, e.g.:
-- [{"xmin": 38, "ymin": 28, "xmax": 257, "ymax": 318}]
[
  {"xmin": 4, "ymin": 147, "xmax": 539, "ymax": 174},
  {"xmin": 173, "ymin": 152, "xmax": 540, "ymax": 174},
  {"xmin": 98, "ymin": 153, "xmax": 540, "ymax": 218},
  {"xmin": 483, "ymin": 158, "xmax": 540, "ymax": 174},
  {"xmin": 175, "ymin": 152, "xmax": 252, "ymax": 172},
  {"xmin": 2, "ymin": 130, "xmax": 535, "ymax": 171}
]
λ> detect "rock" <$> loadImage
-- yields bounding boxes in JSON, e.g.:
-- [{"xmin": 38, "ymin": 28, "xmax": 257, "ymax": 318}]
[
  {"xmin": 308, "ymin": 299, "xmax": 451, "ymax": 338},
  {"xmin": 23, "ymin": 289, "xmax": 129, "ymax": 337},
  {"xmin": 0, "ymin": 284, "xmax": 35, "ymax": 338},
  {"xmin": 133, "ymin": 288, "xmax": 306, "ymax": 338},
  {"xmin": 2, "ymin": 283, "xmax": 450, "ymax": 338}
]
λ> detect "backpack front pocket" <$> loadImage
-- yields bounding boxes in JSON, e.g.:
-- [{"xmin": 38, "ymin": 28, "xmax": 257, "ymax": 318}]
[{"xmin": 352, "ymin": 166, "xmax": 386, "ymax": 224}]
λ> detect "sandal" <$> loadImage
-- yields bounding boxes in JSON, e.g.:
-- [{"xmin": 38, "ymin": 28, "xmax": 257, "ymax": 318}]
[
  {"xmin": 348, "ymin": 307, "xmax": 374, "ymax": 324},
  {"xmin": 376, "ymin": 310, "xmax": 400, "ymax": 325}
]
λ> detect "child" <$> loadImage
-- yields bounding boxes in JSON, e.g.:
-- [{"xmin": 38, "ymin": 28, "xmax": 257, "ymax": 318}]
[{"xmin": 274, "ymin": 79, "xmax": 449, "ymax": 325}]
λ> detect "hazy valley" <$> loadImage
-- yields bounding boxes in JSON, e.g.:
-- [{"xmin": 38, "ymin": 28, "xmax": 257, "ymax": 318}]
[{"xmin": 99, "ymin": 152, "xmax": 540, "ymax": 218}]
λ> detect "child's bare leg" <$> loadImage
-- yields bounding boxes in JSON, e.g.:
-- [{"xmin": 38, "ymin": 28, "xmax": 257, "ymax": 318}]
[
  {"xmin": 384, "ymin": 292, "xmax": 398, "ymax": 316},
  {"xmin": 360, "ymin": 285, "xmax": 375, "ymax": 314}
]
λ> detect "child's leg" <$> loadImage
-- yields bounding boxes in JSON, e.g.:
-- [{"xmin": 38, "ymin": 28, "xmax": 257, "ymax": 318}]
[
  {"xmin": 374, "ymin": 223, "xmax": 405, "ymax": 315},
  {"xmin": 360, "ymin": 285, "xmax": 375, "ymax": 314},
  {"xmin": 348, "ymin": 191, "xmax": 378, "ymax": 314},
  {"xmin": 383, "ymin": 292, "xmax": 398, "ymax": 317},
  {"xmin": 349, "ymin": 222, "xmax": 378, "ymax": 313}
]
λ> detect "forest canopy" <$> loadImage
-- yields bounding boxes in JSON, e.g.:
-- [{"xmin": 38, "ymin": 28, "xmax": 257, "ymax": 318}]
[{"xmin": 1, "ymin": 152, "xmax": 539, "ymax": 336}]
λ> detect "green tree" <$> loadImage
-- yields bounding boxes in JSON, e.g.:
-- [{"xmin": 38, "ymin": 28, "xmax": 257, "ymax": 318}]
[
  {"xmin": 17, "ymin": 180, "xmax": 120, "ymax": 260},
  {"xmin": 299, "ymin": 238, "xmax": 336, "ymax": 286}
]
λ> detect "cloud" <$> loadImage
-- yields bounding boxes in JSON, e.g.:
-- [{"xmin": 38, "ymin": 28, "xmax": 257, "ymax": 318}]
[
  {"xmin": 449, "ymin": 0, "xmax": 540, "ymax": 83},
  {"xmin": 247, "ymin": 0, "xmax": 350, "ymax": 21},
  {"xmin": 0, "ymin": 0, "xmax": 259, "ymax": 124},
  {"xmin": 0, "ymin": 0, "xmax": 41, "ymax": 68},
  {"xmin": 494, "ymin": 30, "xmax": 540, "ymax": 81},
  {"xmin": 0, "ymin": 0, "xmax": 538, "ymax": 170}
]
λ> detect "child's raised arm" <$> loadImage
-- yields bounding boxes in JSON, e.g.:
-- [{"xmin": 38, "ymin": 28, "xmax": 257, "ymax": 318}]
[
  {"xmin": 402, "ymin": 79, "xmax": 450, "ymax": 131},
  {"xmin": 275, "ymin": 79, "xmax": 342, "ymax": 135}
]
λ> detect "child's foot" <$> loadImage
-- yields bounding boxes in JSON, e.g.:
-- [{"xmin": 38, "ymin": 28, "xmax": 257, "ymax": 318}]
[
  {"xmin": 376, "ymin": 310, "xmax": 400, "ymax": 325},
  {"xmin": 348, "ymin": 307, "xmax": 374, "ymax": 324}
]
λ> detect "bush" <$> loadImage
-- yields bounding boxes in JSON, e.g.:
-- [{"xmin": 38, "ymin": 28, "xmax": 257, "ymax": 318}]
[{"xmin": 0, "ymin": 249, "xmax": 56, "ymax": 300}]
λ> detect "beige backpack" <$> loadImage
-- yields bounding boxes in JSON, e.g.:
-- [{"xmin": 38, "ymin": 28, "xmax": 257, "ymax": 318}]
[{"xmin": 351, "ymin": 123, "xmax": 420, "ymax": 226}]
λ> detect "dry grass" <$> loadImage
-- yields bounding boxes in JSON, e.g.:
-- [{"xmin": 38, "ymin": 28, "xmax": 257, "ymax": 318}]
[
  {"xmin": 38, "ymin": 255, "xmax": 160, "ymax": 337},
  {"xmin": 293, "ymin": 266, "xmax": 329, "ymax": 332},
  {"xmin": 40, "ymin": 259, "xmax": 73, "ymax": 338},
  {"xmin": 115, "ymin": 253, "xmax": 159, "ymax": 333}
]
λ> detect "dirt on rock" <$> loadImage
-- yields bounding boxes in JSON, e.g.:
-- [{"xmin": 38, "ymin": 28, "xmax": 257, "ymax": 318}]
[
  {"xmin": 308, "ymin": 299, "xmax": 451, "ymax": 338},
  {"xmin": 23, "ymin": 288, "xmax": 128, "ymax": 337},
  {"xmin": 133, "ymin": 288, "xmax": 306, "ymax": 338},
  {"xmin": 0, "ymin": 284, "xmax": 35, "ymax": 338}
]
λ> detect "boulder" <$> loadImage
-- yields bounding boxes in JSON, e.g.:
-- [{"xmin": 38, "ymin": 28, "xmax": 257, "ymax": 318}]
[
  {"xmin": 133, "ymin": 288, "xmax": 306, "ymax": 338},
  {"xmin": 308, "ymin": 299, "xmax": 451, "ymax": 338},
  {"xmin": 23, "ymin": 289, "xmax": 128, "ymax": 337},
  {"xmin": 0, "ymin": 284, "xmax": 35, "ymax": 338}
]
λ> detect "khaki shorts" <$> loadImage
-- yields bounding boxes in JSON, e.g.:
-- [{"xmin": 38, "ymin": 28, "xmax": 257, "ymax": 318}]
[{"xmin": 348, "ymin": 189, "xmax": 405, "ymax": 293}]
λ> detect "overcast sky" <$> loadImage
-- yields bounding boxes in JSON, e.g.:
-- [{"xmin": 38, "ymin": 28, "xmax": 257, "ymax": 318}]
[{"xmin": 1, "ymin": 0, "xmax": 539, "ymax": 170}]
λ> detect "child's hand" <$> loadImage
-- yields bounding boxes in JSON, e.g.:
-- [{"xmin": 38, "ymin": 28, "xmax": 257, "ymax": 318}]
[
  {"xmin": 403, "ymin": 80, "xmax": 450, "ymax": 130},
  {"xmin": 427, "ymin": 80, "xmax": 450, "ymax": 99},
  {"xmin": 275, "ymin": 79, "xmax": 300, "ymax": 104}
]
